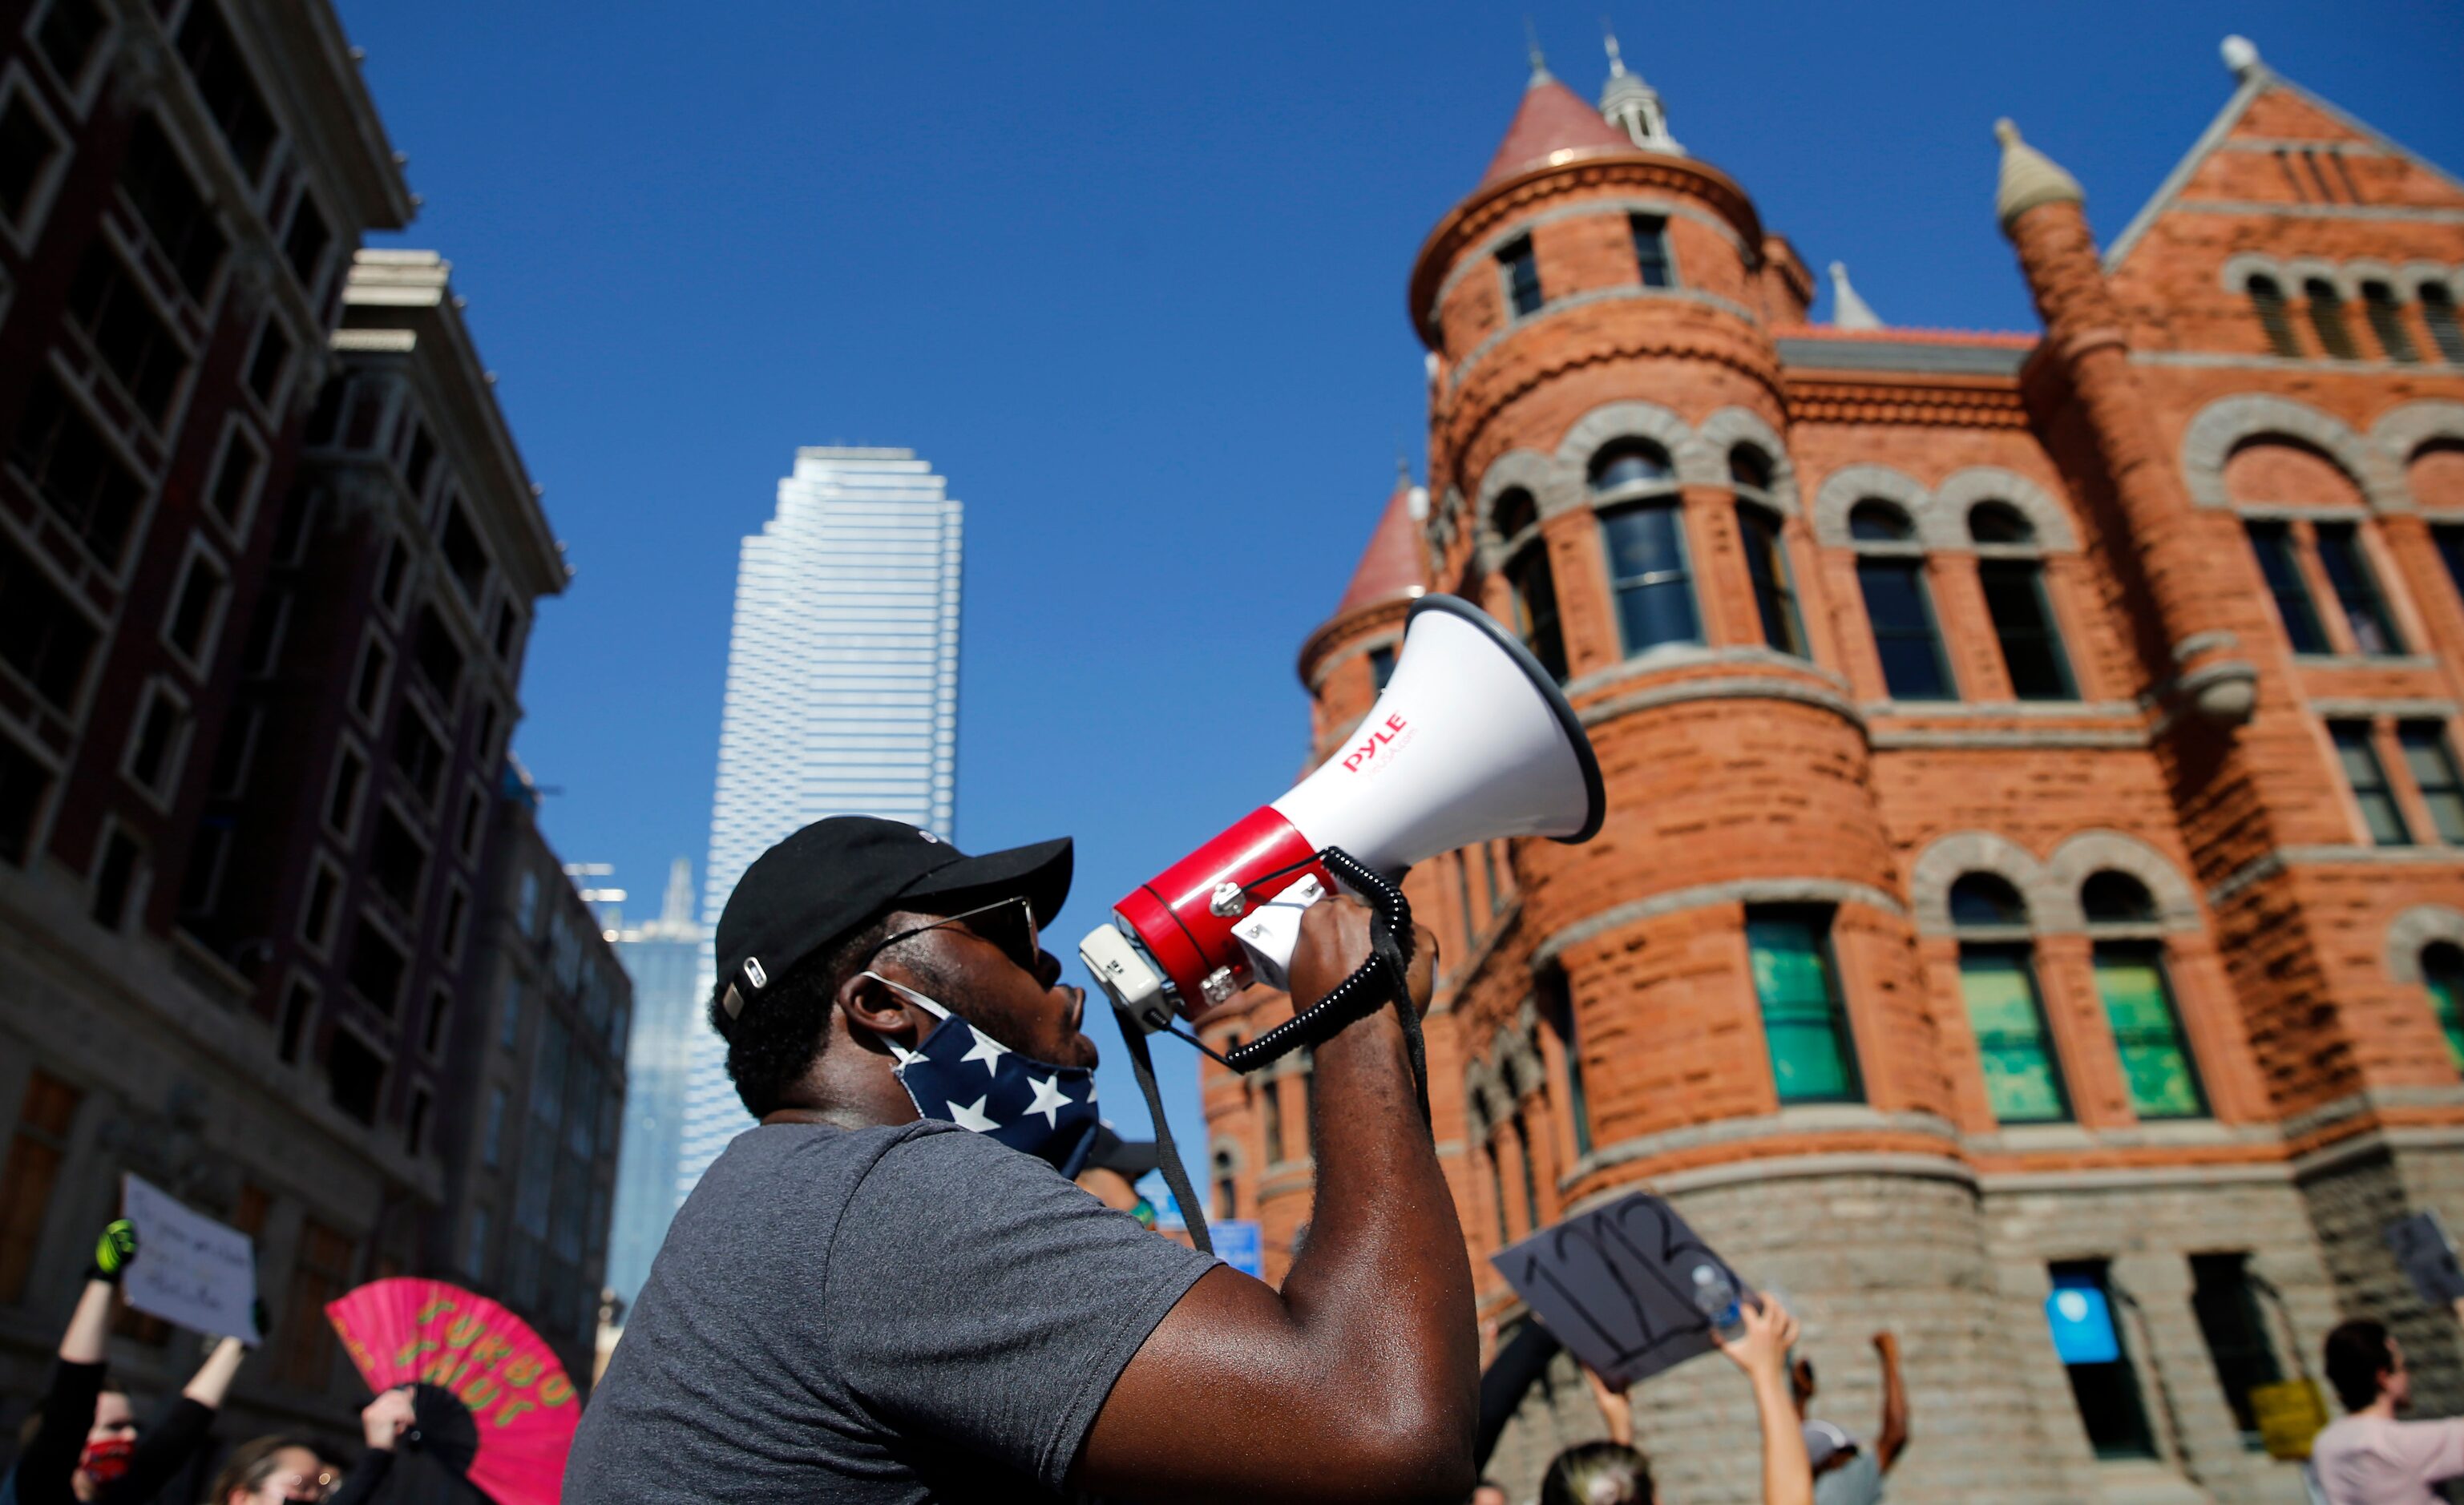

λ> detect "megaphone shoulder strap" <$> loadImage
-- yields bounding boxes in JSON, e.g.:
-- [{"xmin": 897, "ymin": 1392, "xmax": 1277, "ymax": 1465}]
[{"xmin": 1113, "ymin": 999, "xmax": 1216, "ymax": 1257}]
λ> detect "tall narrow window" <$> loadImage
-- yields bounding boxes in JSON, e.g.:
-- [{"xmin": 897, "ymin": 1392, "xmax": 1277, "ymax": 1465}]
[
  {"xmin": 2332, "ymin": 721, "xmax": 2411, "ymax": 845},
  {"xmin": 0, "ymin": 92, "xmax": 64, "ymax": 228},
  {"xmin": 0, "ymin": 1071, "xmax": 83, "ymax": 1301},
  {"xmin": 2422, "ymin": 284, "xmax": 2464, "ymax": 365},
  {"xmin": 2245, "ymin": 521, "xmax": 2329, "ymax": 653},
  {"xmin": 1951, "ymin": 874, "xmax": 2069, "ymax": 1124},
  {"xmin": 2435, "ymin": 524, "xmax": 2464, "ymax": 605},
  {"xmin": 1850, "ymin": 502, "xmax": 1953, "ymax": 700},
  {"xmin": 1261, "ymin": 1073, "xmax": 1287, "ymax": 1164},
  {"xmin": 1500, "ymin": 236, "xmax": 1542, "ymax": 317},
  {"xmin": 1630, "ymin": 214, "xmax": 1672, "ymax": 288},
  {"xmin": 2422, "ymin": 943, "xmax": 2464, "ymax": 1071},
  {"xmin": 1496, "ymin": 489, "xmax": 1567, "ymax": 680},
  {"xmin": 2313, "ymin": 523, "xmax": 2403, "ymax": 654},
  {"xmin": 1539, "ymin": 969, "xmax": 1590, "ymax": 1156},
  {"xmin": 1746, "ymin": 908, "xmax": 1861, "ymax": 1104},
  {"xmin": 2305, "ymin": 278, "xmax": 2358, "ymax": 360},
  {"xmin": 2399, "ymin": 723, "xmax": 2464, "ymax": 845},
  {"xmin": 1486, "ymin": 1140, "xmax": 1512, "ymax": 1245},
  {"xmin": 2084, "ymin": 872, "xmax": 2207, "ymax": 1120},
  {"xmin": 2189, "ymin": 1253, "xmax": 2284, "ymax": 1445},
  {"xmin": 1366, "ymin": 644, "xmax": 1396, "ymax": 691},
  {"xmin": 1733, "ymin": 448, "xmax": 1804, "ymax": 656},
  {"xmin": 1512, "ymin": 1113, "xmax": 1541, "ymax": 1232},
  {"xmin": 2047, "ymin": 1261, "xmax": 2157, "ymax": 1459},
  {"xmin": 1593, "ymin": 444, "xmax": 1698, "ymax": 655},
  {"xmin": 1971, "ymin": 502, "xmax": 2074, "ymax": 700},
  {"xmin": 2363, "ymin": 283, "xmax": 2420, "ymax": 363},
  {"xmin": 2247, "ymin": 275, "xmax": 2301, "ymax": 357}
]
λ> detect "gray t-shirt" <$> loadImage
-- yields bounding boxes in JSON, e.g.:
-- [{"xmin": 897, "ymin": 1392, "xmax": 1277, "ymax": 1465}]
[
  {"xmin": 564, "ymin": 1119, "xmax": 1217, "ymax": 1503},
  {"xmin": 1814, "ymin": 1446, "xmax": 1884, "ymax": 1505}
]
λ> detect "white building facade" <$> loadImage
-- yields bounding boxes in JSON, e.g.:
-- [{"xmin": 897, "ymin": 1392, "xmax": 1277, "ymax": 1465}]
[{"xmin": 675, "ymin": 448, "xmax": 963, "ymax": 1196}]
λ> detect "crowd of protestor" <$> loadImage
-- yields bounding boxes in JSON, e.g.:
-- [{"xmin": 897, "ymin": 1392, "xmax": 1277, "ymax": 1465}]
[{"xmin": 0, "ymin": 1219, "xmax": 415, "ymax": 1505}]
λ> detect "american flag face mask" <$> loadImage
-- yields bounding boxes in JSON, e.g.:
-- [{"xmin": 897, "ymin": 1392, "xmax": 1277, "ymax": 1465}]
[{"xmin": 864, "ymin": 973, "xmax": 1102, "ymax": 1178}]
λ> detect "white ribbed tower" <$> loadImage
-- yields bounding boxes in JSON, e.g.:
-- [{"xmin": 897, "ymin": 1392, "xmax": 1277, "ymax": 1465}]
[{"xmin": 674, "ymin": 447, "xmax": 963, "ymax": 1196}]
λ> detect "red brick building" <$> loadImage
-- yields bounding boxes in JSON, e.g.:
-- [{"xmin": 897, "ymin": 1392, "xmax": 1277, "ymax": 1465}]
[{"xmin": 1204, "ymin": 36, "xmax": 2464, "ymax": 1505}]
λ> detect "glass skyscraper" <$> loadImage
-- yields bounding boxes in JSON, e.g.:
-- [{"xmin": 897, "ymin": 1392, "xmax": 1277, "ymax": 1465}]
[
  {"xmin": 675, "ymin": 447, "xmax": 963, "ymax": 1198},
  {"xmin": 604, "ymin": 858, "xmax": 705, "ymax": 1313}
]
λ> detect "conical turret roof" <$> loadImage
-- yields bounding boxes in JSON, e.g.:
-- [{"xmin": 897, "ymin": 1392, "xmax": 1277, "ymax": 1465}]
[
  {"xmin": 1480, "ymin": 67, "xmax": 1635, "ymax": 189},
  {"xmin": 1330, "ymin": 472, "xmax": 1428, "ymax": 621}
]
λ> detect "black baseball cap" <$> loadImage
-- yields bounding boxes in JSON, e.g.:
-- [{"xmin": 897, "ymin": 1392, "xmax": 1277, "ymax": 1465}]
[
  {"xmin": 1081, "ymin": 1125, "xmax": 1161, "ymax": 1180},
  {"xmin": 714, "ymin": 816, "xmax": 1072, "ymax": 1019}
]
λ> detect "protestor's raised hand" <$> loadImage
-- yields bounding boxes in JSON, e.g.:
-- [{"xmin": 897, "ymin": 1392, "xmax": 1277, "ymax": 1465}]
[
  {"xmin": 1581, "ymin": 1363, "xmax": 1634, "ymax": 1447},
  {"xmin": 1715, "ymin": 1293, "xmax": 1800, "ymax": 1380},
  {"xmin": 90, "ymin": 1219, "xmax": 139, "ymax": 1284},
  {"xmin": 362, "ymin": 1385, "xmax": 418, "ymax": 1451},
  {"xmin": 1873, "ymin": 1330, "xmax": 1900, "ymax": 1362}
]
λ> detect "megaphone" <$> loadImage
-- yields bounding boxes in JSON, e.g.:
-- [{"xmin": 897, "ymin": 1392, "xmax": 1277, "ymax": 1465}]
[{"xmin": 1081, "ymin": 594, "xmax": 1606, "ymax": 1031}]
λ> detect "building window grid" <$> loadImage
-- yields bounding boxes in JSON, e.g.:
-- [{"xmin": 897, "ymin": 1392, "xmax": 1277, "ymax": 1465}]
[
  {"xmin": 1630, "ymin": 214, "xmax": 1673, "ymax": 288},
  {"xmin": 2330, "ymin": 720, "xmax": 2413, "ymax": 846},
  {"xmin": 2312, "ymin": 522, "xmax": 2404, "ymax": 655},
  {"xmin": 1746, "ymin": 906, "xmax": 1863, "ymax": 1104},
  {"xmin": 2397, "ymin": 723, "xmax": 2464, "ymax": 845},
  {"xmin": 1849, "ymin": 502, "xmax": 1956, "ymax": 700},
  {"xmin": 1951, "ymin": 875, "xmax": 2071, "ymax": 1125},
  {"xmin": 2246, "ymin": 275, "xmax": 2302, "ymax": 357},
  {"xmin": 2304, "ymin": 278, "xmax": 2359, "ymax": 360},
  {"xmin": 2362, "ymin": 282, "xmax": 2421, "ymax": 363},
  {"xmin": 2422, "ymin": 943, "xmax": 2464, "ymax": 1072},
  {"xmin": 0, "ymin": 78, "xmax": 70, "ymax": 236},
  {"xmin": 1499, "ymin": 236, "xmax": 1542, "ymax": 318},
  {"xmin": 2246, "ymin": 520, "xmax": 2330, "ymax": 653},
  {"xmin": 2421, "ymin": 284, "xmax": 2464, "ymax": 364}
]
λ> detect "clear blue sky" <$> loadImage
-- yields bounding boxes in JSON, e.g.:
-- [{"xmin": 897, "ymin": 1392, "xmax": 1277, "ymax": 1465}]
[{"xmin": 334, "ymin": 0, "xmax": 2463, "ymax": 1178}]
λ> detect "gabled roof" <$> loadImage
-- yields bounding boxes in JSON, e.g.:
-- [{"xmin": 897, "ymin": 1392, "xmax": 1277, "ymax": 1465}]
[
  {"xmin": 1329, "ymin": 475, "xmax": 1428, "ymax": 622},
  {"xmin": 2102, "ymin": 46, "xmax": 2464, "ymax": 274},
  {"xmin": 1479, "ymin": 69, "xmax": 1635, "ymax": 190}
]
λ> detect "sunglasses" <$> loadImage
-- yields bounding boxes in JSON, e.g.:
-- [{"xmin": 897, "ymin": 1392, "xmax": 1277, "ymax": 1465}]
[{"xmin": 865, "ymin": 896, "xmax": 1042, "ymax": 977}]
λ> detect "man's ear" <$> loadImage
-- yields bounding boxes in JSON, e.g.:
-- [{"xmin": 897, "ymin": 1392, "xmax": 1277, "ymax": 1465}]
[{"xmin": 838, "ymin": 968, "xmax": 923, "ymax": 1051}]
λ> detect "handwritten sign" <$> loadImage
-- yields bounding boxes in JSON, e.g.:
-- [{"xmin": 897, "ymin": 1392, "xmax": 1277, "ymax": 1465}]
[
  {"xmin": 121, "ymin": 1174, "xmax": 261, "ymax": 1343},
  {"xmin": 2386, "ymin": 1211, "xmax": 2464, "ymax": 1307},
  {"xmin": 1489, "ymin": 1191, "xmax": 1749, "ymax": 1388}
]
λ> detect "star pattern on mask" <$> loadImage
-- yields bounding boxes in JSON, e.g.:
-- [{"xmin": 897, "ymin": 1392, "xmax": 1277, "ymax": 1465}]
[
  {"xmin": 1024, "ymin": 1073, "xmax": 1072, "ymax": 1128},
  {"xmin": 947, "ymin": 1095, "xmax": 999, "ymax": 1132},
  {"xmin": 959, "ymin": 1027, "xmax": 1010, "ymax": 1077}
]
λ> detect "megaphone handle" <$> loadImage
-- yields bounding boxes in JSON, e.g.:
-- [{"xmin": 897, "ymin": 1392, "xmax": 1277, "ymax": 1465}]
[{"xmin": 1222, "ymin": 849, "xmax": 1432, "ymax": 1129}]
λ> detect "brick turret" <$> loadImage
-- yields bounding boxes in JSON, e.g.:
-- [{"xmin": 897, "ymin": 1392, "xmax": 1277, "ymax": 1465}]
[{"xmin": 1997, "ymin": 121, "xmax": 2261, "ymax": 724}]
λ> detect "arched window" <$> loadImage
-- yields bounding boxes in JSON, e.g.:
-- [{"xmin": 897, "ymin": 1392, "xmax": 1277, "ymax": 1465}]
[
  {"xmin": 2421, "ymin": 284, "xmax": 2464, "ymax": 365},
  {"xmin": 2082, "ymin": 870, "xmax": 2206, "ymax": 1120},
  {"xmin": 2362, "ymin": 282, "xmax": 2421, "ymax": 364},
  {"xmin": 1591, "ymin": 442, "xmax": 1699, "ymax": 655},
  {"xmin": 1493, "ymin": 487, "xmax": 1567, "ymax": 681},
  {"xmin": 2422, "ymin": 942, "xmax": 2464, "ymax": 1071},
  {"xmin": 2304, "ymin": 278, "xmax": 2358, "ymax": 361},
  {"xmin": 1731, "ymin": 446, "xmax": 1804, "ymax": 656},
  {"xmin": 1950, "ymin": 874, "xmax": 2069, "ymax": 1124},
  {"xmin": 2248, "ymin": 275, "xmax": 2301, "ymax": 357},
  {"xmin": 2229, "ymin": 439, "xmax": 2404, "ymax": 656},
  {"xmin": 1848, "ymin": 500, "xmax": 1953, "ymax": 700},
  {"xmin": 1970, "ymin": 502, "xmax": 2075, "ymax": 700}
]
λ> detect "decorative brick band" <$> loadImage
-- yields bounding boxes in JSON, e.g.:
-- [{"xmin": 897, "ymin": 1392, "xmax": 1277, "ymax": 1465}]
[
  {"xmin": 2211, "ymin": 845, "xmax": 2464, "ymax": 908},
  {"xmin": 1576, "ymin": 673, "xmax": 1864, "ymax": 734},
  {"xmin": 1533, "ymin": 877, "xmax": 1906, "ymax": 969},
  {"xmin": 1448, "ymin": 284, "xmax": 1766, "ymax": 394}
]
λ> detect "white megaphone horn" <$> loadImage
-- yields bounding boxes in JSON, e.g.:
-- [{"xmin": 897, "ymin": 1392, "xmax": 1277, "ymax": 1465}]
[{"xmin": 1081, "ymin": 595, "xmax": 1606, "ymax": 1031}]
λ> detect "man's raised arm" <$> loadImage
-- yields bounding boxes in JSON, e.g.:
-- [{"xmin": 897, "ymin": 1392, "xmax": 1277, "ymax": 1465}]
[{"xmin": 1075, "ymin": 896, "xmax": 1476, "ymax": 1504}]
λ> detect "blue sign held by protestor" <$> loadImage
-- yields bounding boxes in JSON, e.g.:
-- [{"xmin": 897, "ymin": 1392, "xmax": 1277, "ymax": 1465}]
[{"xmin": 1214, "ymin": 1220, "xmax": 1264, "ymax": 1278}]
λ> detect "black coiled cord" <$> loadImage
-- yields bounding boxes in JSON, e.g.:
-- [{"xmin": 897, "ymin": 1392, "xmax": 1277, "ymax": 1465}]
[{"xmin": 1219, "ymin": 847, "xmax": 1432, "ymax": 1128}]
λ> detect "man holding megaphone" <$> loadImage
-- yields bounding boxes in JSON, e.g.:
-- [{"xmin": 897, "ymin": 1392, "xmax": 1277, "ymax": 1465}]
[{"xmin": 564, "ymin": 813, "xmax": 1476, "ymax": 1504}]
